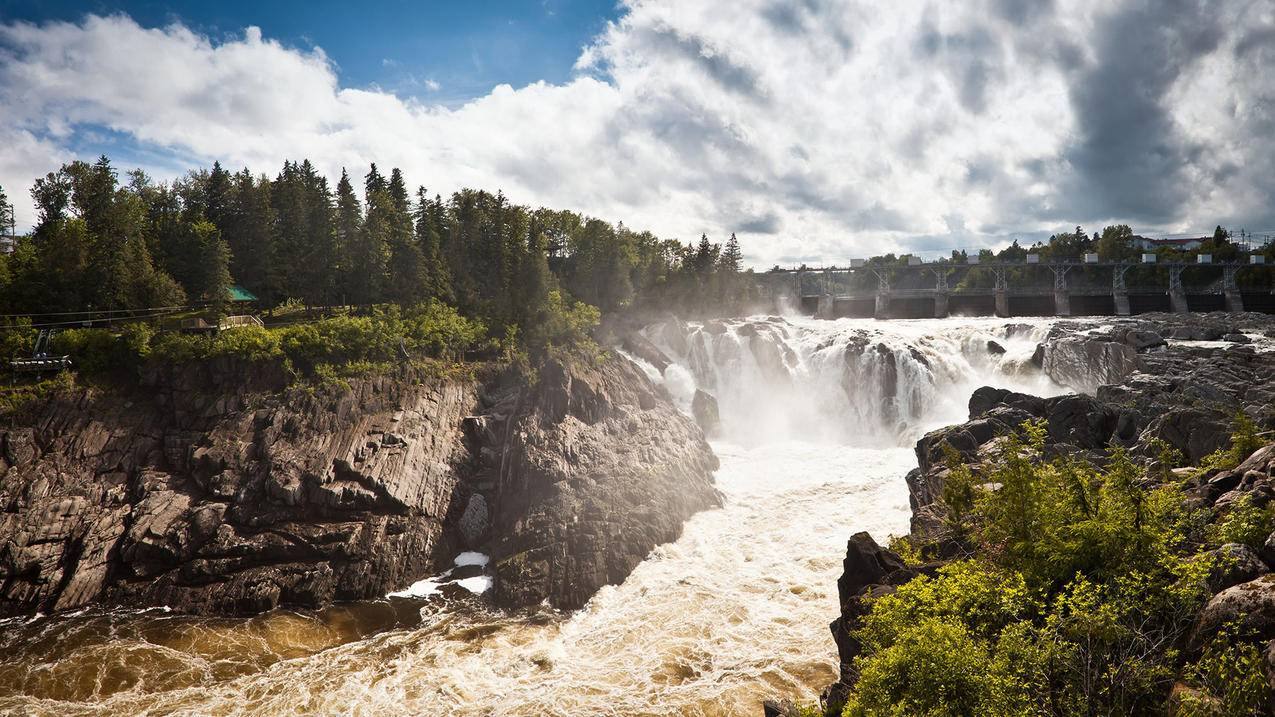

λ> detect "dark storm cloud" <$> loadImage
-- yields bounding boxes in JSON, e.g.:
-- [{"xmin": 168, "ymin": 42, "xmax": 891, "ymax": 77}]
[
  {"xmin": 913, "ymin": 14, "xmax": 1002, "ymax": 114},
  {"xmin": 992, "ymin": 0, "xmax": 1056, "ymax": 26},
  {"xmin": 737, "ymin": 213, "xmax": 782, "ymax": 234},
  {"xmin": 1054, "ymin": 0, "xmax": 1223, "ymax": 224}
]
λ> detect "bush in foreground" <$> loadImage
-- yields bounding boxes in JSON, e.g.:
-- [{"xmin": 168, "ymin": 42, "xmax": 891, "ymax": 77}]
[{"xmin": 841, "ymin": 420, "xmax": 1270, "ymax": 717}]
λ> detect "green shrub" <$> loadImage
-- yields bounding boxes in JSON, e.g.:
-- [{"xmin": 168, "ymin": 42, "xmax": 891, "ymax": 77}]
[
  {"xmin": 56, "ymin": 328, "xmax": 126, "ymax": 376},
  {"xmin": 1208, "ymin": 494, "xmax": 1274, "ymax": 550},
  {"xmin": 525, "ymin": 290, "xmax": 600, "ymax": 351},
  {"xmin": 1196, "ymin": 412, "xmax": 1265, "ymax": 477},
  {"xmin": 1178, "ymin": 634, "xmax": 1272, "ymax": 716},
  {"xmin": 844, "ymin": 420, "xmax": 1231, "ymax": 716},
  {"xmin": 0, "ymin": 317, "xmax": 35, "ymax": 359}
]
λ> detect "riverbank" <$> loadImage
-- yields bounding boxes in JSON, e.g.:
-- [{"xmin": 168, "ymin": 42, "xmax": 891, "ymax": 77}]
[{"xmin": 823, "ymin": 312, "xmax": 1275, "ymax": 715}]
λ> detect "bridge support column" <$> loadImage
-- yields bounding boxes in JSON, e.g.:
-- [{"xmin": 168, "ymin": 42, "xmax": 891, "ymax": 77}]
[
  {"xmin": 872, "ymin": 270, "xmax": 891, "ymax": 319},
  {"xmin": 1051, "ymin": 266, "xmax": 1071, "ymax": 317},
  {"xmin": 994, "ymin": 269, "xmax": 1010, "ymax": 317},
  {"xmin": 1113, "ymin": 265, "xmax": 1131, "ymax": 316},
  {"xmin": 815, "ymin": 294, "xmax": 835, "ymax": 319},
  {"xmin": 932, "ymin": 270, "xmax": 949, "ymax": 318},
  {"xmin": 1224, "ymin": 266, "xmax": 1244, "ymax": 312},
  {"xmin": 1169, "ymin": 267, "xmax": 1188, "ymax": 313}
]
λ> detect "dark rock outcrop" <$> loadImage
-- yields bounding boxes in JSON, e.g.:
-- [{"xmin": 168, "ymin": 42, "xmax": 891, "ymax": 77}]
[
  {"xmin": 692, "ymin": 389, "xmax": 722, "ymax": 437},
  {"xmin": 0, "ymin": 361, "xmax": 481, "ymax": 616},
  {"xmin": 823, "ymin": 532, "xmax": 920, "ymax": 713},
  {"xmin": 489, "ymin": 356, "xmax": 720, "ymax": 610},
  {"xmin": 1202, "ymin": 544, "xmax": 1270, "ymax": 593}
]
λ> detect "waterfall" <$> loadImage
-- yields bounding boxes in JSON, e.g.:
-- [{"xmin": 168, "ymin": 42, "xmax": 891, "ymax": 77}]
[{"xmin": 634, "ymin": 315, "xmax": 1063, "ymax": 446}]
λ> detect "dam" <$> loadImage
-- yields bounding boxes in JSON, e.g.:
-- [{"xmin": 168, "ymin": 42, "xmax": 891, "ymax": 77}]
[{"xmin": 770, "ymin": 254, "xmax": 1275, "ymax": 319}]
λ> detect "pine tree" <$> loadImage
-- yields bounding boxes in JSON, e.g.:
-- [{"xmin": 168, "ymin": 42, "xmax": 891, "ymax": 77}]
[
  {"xmin": 385, "ymin": 168, "xmax": 425, "ymax": 304},
  {"xmin": 415, "ymin": 186, "xmax": 450, "ymax": 301},
  {"xmin": 350, "ymin": 165, "xmax": 391, "ymax": 305},
  {"xmin": 721, "ymin": 232, "xmax": 743, "ymax": 273},
  {"xmin": 205, "ymin": 161, "xmax": 233, "ymax": 230},
  {"xmin": 334, "ymin": 170, "xmax": 362, "ymax": 305},
  {"xmin": 0, "ymin": 185, "xmax": 13, "ymax": 241}
]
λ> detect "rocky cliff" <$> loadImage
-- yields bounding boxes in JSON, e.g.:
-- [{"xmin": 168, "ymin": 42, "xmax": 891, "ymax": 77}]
[
  {"xmin": 490, "ymin": 356, "xmax": 721, "ymax": 609},
  {"xmin": 0, "ymin": 353, "xmax": 720, "ymax": 617},
  {"xmin": 825, "ymin": 312, "xmax": 1275, "ymax": 709}
]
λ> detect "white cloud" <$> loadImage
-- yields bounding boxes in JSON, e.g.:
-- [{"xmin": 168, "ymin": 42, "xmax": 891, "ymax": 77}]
[{"xmin": 0, "ymin": 3, "xmax": 1272, "ymax": 266}]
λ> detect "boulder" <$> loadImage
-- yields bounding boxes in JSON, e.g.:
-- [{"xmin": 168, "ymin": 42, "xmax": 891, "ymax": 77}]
[
  {"xmin": 1202, "ymin": 544, "xmax": 1270, "ymax": 593},
  {"xmin": 491, "ymin": 356, "xmax": 721, "ymax": 610},
  {"xmin": 1042, "ymin": 337, "xmax": 1141, "ymax": 393},
  {"xmin": 1122, "ymin": 329, "xmax": 1167, "ymax": 352},
  {"xmin": 1042, "ymin": 394, "xmax": 1119, "ymax": 450},
  {"xmin": 458, "ymin": 493, "xmax": 490, "ymax": 547},
  {"xmin": 1190, "ymin": 574, "xmax": 1275, "ymax": 651},
  {"xmin": 1223, "ymin": 333, "xmax": 1252, "ymax": 344},
  {"xmin": 621, "ymin": 333, "xmax": 673, "ymax": 373},
  {"xmin": 986, "ymin": 340, "xmax": 1006, "ymax": 355},
  {"xmin": 825, "ymin": 533, "xmax": 915, "ymax": 714},
  {"xmin": 691, "ymin": 389, "xmax": 721, "ymax": 437}
]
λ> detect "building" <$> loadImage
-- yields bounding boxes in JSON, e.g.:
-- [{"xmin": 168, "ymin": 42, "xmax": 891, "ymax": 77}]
[{"xmin": 1130, "ymin": 236, "xmax": 1206, "ymax": 251}]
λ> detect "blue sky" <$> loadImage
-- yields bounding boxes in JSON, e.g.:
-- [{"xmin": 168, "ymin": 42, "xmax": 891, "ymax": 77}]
[{"xmin": 0, "ymin": 0, "xmax": 621, "ymax": 103}]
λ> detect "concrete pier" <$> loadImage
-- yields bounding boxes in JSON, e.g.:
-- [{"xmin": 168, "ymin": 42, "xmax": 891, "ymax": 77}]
[
  {"xmin": 1169, "ymin": 267, "xmax": 1189, "ymax": 314},
  {"xmin": 874, "ymin": 292, "xmax": 890, "ymax": 318},
  {"xmin": 989, "ymin": 287, "xmax": 1009, "ymax": 315},
  {"xmin": 816, "ymin": 294, "xmax": 835, "ymax": 319},
  {"xmin": 1224, "ymin": 266, "xmax": 1245, "ymax": 312},
  {"xmin": 1113, "ymin": 265, "xmax": 1131, "ymax": 316},
  {"xmin": 934, "ymin": 291, "xmax": 949, "ymax": 318},
  {"xmin": 1051, "ymin": 267, "xmax": 1071, "ymax": 317}
]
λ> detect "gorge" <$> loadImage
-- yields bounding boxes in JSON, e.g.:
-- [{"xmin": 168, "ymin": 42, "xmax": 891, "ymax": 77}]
[{"xmin": 2, "ymin": 310, "xmax": 1274, "ymax": 715}]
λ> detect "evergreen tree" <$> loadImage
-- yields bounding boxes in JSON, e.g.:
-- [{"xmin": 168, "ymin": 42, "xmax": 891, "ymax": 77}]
[
  {"xmin": 385, "ymin": 168, "xmax": 425, "ymax": 304},
  {"xmin": 334, "ymin": 169, "xmax": 362, "ymax": 305},
  {"xmin": 0, "ymin": 185, "xmax": 13, "ymax": 241},
  {"xmin": 415, "ymin": 186, "xmax": 450, "ymax": 301},
  {"xmin": 226, "ymin": 170, "xmax": 277, "ymax": 302},
  {"xmin": 721, "ymin": 232, "xmax": 743, "ymax": 273},
  {"xmin": 204, "ymin": 161, "xmax": 233, "ymax": 231},
  {"xmin": 349, "ymin": 165, "xmax": 391, "ymax": 305}
]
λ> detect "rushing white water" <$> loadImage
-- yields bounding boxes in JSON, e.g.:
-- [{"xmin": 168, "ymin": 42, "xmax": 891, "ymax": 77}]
[
  {"xmin": 641, "ymin": 314, "xmax": 1061, "ymax": 446},
  {"xmin": 0, "ymin": 316, "xmax": 1064, "ymax": 717}
]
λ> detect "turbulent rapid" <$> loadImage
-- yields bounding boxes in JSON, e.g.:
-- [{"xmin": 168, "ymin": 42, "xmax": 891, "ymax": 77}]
[{"xmin": 0, "ymin": 316, "xmax": 1064, "ymax": 717}]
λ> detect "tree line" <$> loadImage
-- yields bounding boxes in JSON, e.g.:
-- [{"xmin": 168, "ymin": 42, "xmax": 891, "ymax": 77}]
[{"xmin": 0, "ymin": 157, "xmax": 760, "ymax": 348}]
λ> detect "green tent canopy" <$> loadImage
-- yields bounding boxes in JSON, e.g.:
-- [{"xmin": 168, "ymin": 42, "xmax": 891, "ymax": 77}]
[{"xmin": 228, "ymin": 285, "xmax": 257, "ymax": 302}]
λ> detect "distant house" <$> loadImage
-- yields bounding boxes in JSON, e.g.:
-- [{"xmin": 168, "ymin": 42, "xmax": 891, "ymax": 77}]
[{"xmin": 1130, "ymin": 236, "xmax": 1206, "ymax": 251}]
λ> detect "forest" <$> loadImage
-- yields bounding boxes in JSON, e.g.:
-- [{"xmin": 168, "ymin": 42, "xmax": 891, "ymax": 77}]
[{"xmin": 0, "ymin": 157, "xmax": 758, "ymax": 354}]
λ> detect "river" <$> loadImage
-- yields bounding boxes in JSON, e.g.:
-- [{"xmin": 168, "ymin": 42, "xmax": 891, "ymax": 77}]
[{"xmin": 0, "ymin": 316, "xmax": 1063, "ymax": 716}]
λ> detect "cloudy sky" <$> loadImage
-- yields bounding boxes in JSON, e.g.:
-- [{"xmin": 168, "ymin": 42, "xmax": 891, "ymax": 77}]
[{"xmin": 1, "ymin": 0, "xmax": 1273, "ymax": 267}]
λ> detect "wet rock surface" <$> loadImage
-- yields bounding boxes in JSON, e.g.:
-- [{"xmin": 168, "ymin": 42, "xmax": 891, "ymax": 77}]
[
  {"xmin": 0, "ymin": 353, "xmax": 719, "ymax": 618},
  {"xmin": 489, "ymin": 356, "xmax": 721, "ymax": 610}
]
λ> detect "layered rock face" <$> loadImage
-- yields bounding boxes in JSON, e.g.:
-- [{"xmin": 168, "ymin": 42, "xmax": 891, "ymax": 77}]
[
  {"xmin": 825, "ymin": 312, "xmax": 1275, "ymax": 708},
  {"xmin": 0, "ymin": 360, "xmax": 482, "ymax": 616},
  {"xmin": 0, "ymin": 353, "xmax": 720, "ymax": 617},
  {"xmin": 490, "ymin": 356, "xmax": 721, "ymax": 609}
]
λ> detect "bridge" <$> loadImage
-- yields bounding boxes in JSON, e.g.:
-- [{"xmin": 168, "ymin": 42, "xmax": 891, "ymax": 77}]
[{"xmin": 765, "ymin": 254, "xmax": 1275, "ymax": 319}]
